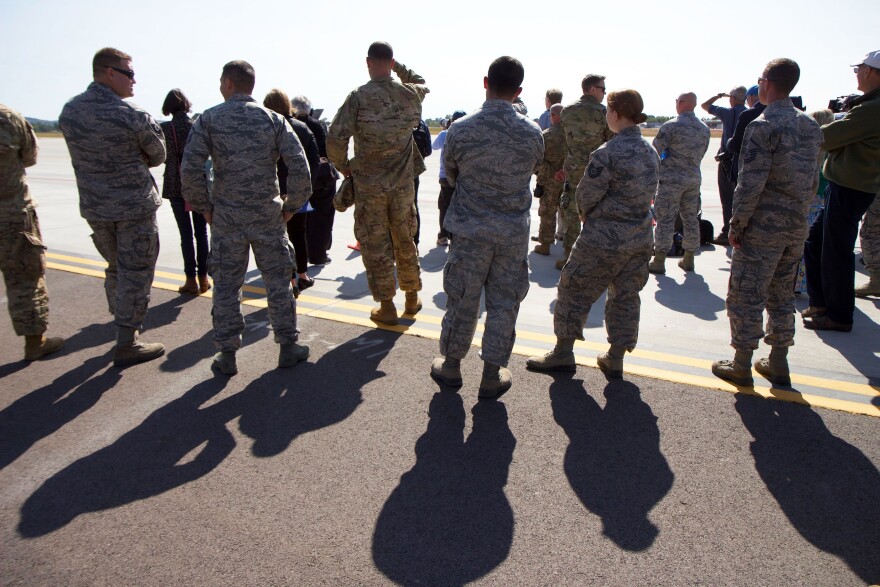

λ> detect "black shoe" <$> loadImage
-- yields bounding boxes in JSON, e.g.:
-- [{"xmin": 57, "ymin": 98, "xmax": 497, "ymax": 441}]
[
  {"xmin": 298, "ymin": 276, "xmax": 315, "ymax": 292},
  {"xmin": 310, "ymin": 257, "xmax": 331, "ymax": 266},
  {"xmin": 530, "ymin": 236, "xmax": 540, "ymax": 242}
]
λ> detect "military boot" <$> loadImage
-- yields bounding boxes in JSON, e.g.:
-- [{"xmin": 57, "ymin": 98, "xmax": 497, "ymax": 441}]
[
  {"xmin": 478, "ymin": 363, "xmax": 512, "ymax": 399},
  {"xmin": 711, "ymin": 349, "xmax": 754, "ymax": 387},
  {"xmin": 279, "ymin": 342, "xmax": 309, "ymax": 368},
  {"xmin": 647, "ymin": 252, "xmax": 667, "ymax": 275},
  {"xmin": 24, "ymin": 334, "xmax": 65, "ymax": 361},
  {"xmin": 370, "ymin": 299, "xmax": 399, "ymax": 325},
  {"xmin": 431, "ymin": 356, "xmax": 463, "ymax": 387},
  {"xmin": 678, "ymin": 251, "xmax": 695, "ymax": 272},
  {"xmin": 533, "ymin": 243, "xmax": 551, "ymax": 256},
  {"xmin": 404, "ymin": 291, "xmax": 423, "ymax": 315},
  {"xmin": 212, "ymin": 350, "xmax": 238, "ymax": 375},
  {"xmin": 555, "ymin": 247, "xmax": 571, "ymax": 270},
  {"xmin": 526, "ymin": 338, "xmax": 576, "ymax": 372},
  {"xmin": 754, "ymin": 346, "xmax": 791, "ymax": 386},
  {"xmin": 114, "ymin": 327, "xmax": 165, "ymax": 368},
  {"xmin": 855, "ymin": 271, "xmax": 880, "ymax": 298},
  {"xmin": 596, "ymin": 344, "xmax": 626, "ymax": 379}
]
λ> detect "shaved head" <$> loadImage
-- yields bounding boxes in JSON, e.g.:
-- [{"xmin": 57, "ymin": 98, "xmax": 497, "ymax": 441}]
[{"xmin": 677, "ymin": 92, "xmax": 697, "ymax": 110}]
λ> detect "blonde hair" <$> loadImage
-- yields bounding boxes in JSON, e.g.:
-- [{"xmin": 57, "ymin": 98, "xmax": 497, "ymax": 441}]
[{"xmin": 263, "ymin": 89, "xmax": 291, "ymax": 117}]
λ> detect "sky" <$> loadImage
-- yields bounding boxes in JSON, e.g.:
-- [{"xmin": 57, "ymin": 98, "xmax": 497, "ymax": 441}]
[{"xmin": 2, "ymin": 0, "xmax": 878, "ymax": 122}]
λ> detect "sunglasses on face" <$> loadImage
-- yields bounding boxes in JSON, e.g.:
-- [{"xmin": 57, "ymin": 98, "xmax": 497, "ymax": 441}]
[{"xmin": 108, "ymin": 66, "xmax": 135, "ymax": 79}]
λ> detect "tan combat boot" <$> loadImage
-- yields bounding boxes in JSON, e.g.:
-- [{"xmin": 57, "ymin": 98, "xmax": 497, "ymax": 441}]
[
  {"xmin": 555, "ymin": 247, "xmax": 571, "ymax": 270},
  {"xmin": 533, "ymin": 243, "xmax": 551, "ymax": 256},
  {"xmin": 678, "ymin": 251, "xmax": 695, "ymax": 272},
  {"xmin": 526, "ymin": 338, "xmax": 576, "ymax": 372},
  {"xmin": 114, "ymin": 327, "xmax": 165, "ymax": 368},
  {"xmin": 478, "ymin": 363, "xmax": 512, "ymax": 399},
  {"xmin": 647, "ymin": 252, "xmax": 667, "ymax": 275},
  {"xmin": 404, "ymin": 291, "xmax": 422, "ymax": 315},
  {"xmin": 754, "ymin": 346, "xmax": 791, "ymax": 386},
  {"xmin": 855, "ymin": 271, "xmax": 880, "ymax": 298},
  {"xmin": 212, "ymin": 350, "xmax": 238, "ymax": 375},
  {"xmin": 596, "ymin": 344, "xmax": 626, "ymax": 379},
  {"xmin": 24, "ymin": 334, "xmax": 65, "ymax": 361},
  {"xmin": 431, "ymin": 356, "xmax": 463, "ymax": 387},
  {"xmin": 279, "ymin": 342, "xmax": 309, "ymax": 368},
  {"xmin": 370, "ymin": 299, "xmax": 399, "ymax": 325},
  {"xmin": 711, "ymin": 349, "xmax": 754, "ymax": 387}
]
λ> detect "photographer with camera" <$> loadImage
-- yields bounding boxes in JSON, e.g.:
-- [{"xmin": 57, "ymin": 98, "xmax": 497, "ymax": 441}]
[
  {"xmin": 701, "ymin": 86, "xmax": 748, "ymax": 246},
  {"xmin": 803, "ymin": 50, "xmax": 880, "ymax": 332}
]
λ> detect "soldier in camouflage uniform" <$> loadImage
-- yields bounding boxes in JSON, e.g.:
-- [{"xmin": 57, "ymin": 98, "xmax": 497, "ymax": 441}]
[
  {"xmin": 327, "ymin": 42, "xmax": 428, "ymax": 325},
  {"xmin": 711, "ymin": 59, "xmax": 821, "ymax": 387},
  {"xmin": 528, "ymin": 89, "xmax": 658, "ymax": 379},
  {"xmin": 647, "ymin": 92, "xmax": 711, "ymax": 274},
  {"xmin": 556, "ymin": 74, "xmax": 614, "ymax": 269},
  {"xmin": 533, "ymin": 103, "xmax": 565, "ymax": 255},
  {"xmin": 59, "ymin": 48, "xmax": 166, "ymax": 367},
  {"xmin": 0, "ymin": 104, "xmax": 65, "ymax": 361},
  {"xmin": 855, "ymin": 196, "xmax": 880, "ymax": 296},
  {"xmin": 182, "ymin": 60, "xmax": 312, "ymax": 376},
  {"xmin": 431, "ymin": 56, "xmax": 544, "ymax": 398}
]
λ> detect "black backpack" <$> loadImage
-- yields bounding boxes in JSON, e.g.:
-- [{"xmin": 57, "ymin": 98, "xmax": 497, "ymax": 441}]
[{"xmin": 413, "ymin": 120, "xmax": 432, "ymax": 158}]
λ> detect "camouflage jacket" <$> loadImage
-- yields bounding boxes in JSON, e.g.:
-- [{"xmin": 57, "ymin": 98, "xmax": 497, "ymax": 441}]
[
  {"xmin": 0, "ymin": 104, "xmax": 37, "ymax": 212},
  {"xmin": 730, "ymin": 98, "xmax": 822, "ymax": 245},
  {"xmin": 652, "ymin": 110, "xmax": 710, "ymax": 184},
  {"xmin": 443, "ymin": 99, "xmax": 544, "ymax": 245},
  {"xmin": 59, "ymin": 82, "xmax": 165, "ymax": 221},
  {"xmin": 576, "ymin": 126, "xmax": 659, "ymax": 251},
  {"xmin": 535, "ymin": 123, "xmax": 565, "ymax": 186},
  {"xmin": 326, "ymin": 61, "xmax": 428, "ymax": 186},
  {"xmin": 560, "ymin": 94, "xmax": 613, "ymax": 180},
  {"xmin": 181, "ymin": 94, "xmax": 311, "ymax": 231}
]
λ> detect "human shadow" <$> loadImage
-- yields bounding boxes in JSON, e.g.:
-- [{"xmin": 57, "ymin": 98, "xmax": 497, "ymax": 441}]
[
  {"xmin": 18, "ymin": 375, "xmax": 235, "ymax": 537},
  {"xmin": 432, "ymin": 291, "xmax": 486, "ymax": 316},
  {"xmin": 653, "ymin": 273, "xmax": 725, "ymax": 321},
  {"xmin": 549, "ymin": 374, "xmax": 673, "ymax": 551},
  {"xmin": 527, "ymin": 256, "xmax": 563, "ymax": 289},
  {"xmin": 142, "ymin": 294, "xmax": 195, "ymax": 331},
  {"xmin": 812, "ymin": 306, "xmax": 880, "ymax": 385},
  {"xmin": 372, "ymin": 393, "xmax": 515, "ymax": 586},
  {"xmin": 420, "ymin": 246, "xmax": 449, "ymax": 272},
  {"xmin": 237, "ymin": 329, "xmax": 399, "ymax": 457},
  {"xmin": 0, "ymin": 321, "xmax": 115, "ymax": 379},
  {"xmin": 0, "ymin": 351, "xmax": 118, "ymax": 471},
  {"xmin": 735, "ymin": 393, "xmax": 880, "ymax": 583},
  {"xmin": 335, "ymin": 271, "xmax": 370, "ymax": 300},
  {"xmin": 548, "ymin": 291, "xmax": 607, "ymax": 327}
]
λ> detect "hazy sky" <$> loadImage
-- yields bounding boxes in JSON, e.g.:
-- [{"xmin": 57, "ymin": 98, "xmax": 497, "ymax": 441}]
[{"xmin": 2, "ymin": 0, "xmax": 878, "ymax": 122}]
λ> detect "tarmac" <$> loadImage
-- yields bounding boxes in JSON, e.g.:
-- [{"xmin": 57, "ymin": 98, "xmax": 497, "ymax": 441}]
[{"xmin": 0, "ymin": 137, "xmax": 879, "ymax": 585}]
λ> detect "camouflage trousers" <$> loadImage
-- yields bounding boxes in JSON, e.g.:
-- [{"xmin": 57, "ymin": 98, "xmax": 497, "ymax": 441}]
[
  {"xmin": 537, "ymin": 181, "xmax": 564, "ymax": 245},
  {"xmin": 353, "ymin": 181, "xmax": 422, "ymax": 301},
  {"xmin": 88, "ymin": 213, "xmax": 159, "ymax": 330},
  {"xmin": 859, "ymin": 195, "xmax": 880, "ymax": 272},
  {"xmin": 440, "ymin": 235, "xmax": 530, "ymax": 367},
  {"xmin": 560, "ymin": 182, "xmax": 582, "ymax": 250},
  {"xmin": 0, "ymin": 207, "xmax": 49, "ymax": 336},
  {"xmin": 554, "ymin": 241, "xmax": 651, "ymax": 350},
  {"xmin": 726, "ymin": 239, "xmax": 802, "ymax": 350},
  {"xmin": 653, "ymin": 178, "xmax": 701, "ymax": 253},
  {"xmin": 210, "ymin": 224, "xmax": 297, "ymax": 351}
]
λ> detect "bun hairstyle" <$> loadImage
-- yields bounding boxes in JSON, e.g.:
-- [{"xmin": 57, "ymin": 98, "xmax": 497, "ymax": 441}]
[{"xmin": 607, "ymin": 89, "xmax": 648, "ymax": 124}]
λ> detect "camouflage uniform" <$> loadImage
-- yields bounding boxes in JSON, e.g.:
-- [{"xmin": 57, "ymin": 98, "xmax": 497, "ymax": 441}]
[
  {"xmin": 558, "ymin": 94, "xmax": 613, "ymax": 249},
  {"xmin": 0, "ymin": 104, "xmax": 49, "ymax": 336},
  {"xmin": 859, "ymin": 195, "xmax": 880, "ymax": 272},
  {"xmin": 554, "ymin": 126, "xmax": 659, "ymax": 349},
  {"xmin": 726, "ymin": 99, "xmax": 821, "ymax": 350},
  {"xmin": 327, "ymin": 61, "xmax": 428, "ymax": 301},
  {"xmin": 182, "ymin": 94, "xmax": 311, "ymax": 351},
  {"xmin": 652, "ymin": 111, "xmax": 711, "ymax": 253},
  {"xmin": 440, "ymin": 100, "xmax": 544, "ymax": 366},
  {"xmin": 59, "ymin": 82, "xmax": 166, "ymax": 330},
  {"xmin": 535, "ymin": 123, "xmax": 566, "ymax": 245}
]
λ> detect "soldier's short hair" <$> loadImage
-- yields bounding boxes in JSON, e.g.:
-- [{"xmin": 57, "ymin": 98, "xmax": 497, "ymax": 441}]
[
  {"xmin": 764, "ymin": 58, "xmax": 800, "ymax": 95},
  {"xmin": 222, "ymin": 60, "xmax": 256, "ymax": 94},
  {"xmin": 92, "ymin": 47, "xmax": 132, "ymax": 76},
  {"xmin": 545, "ymin": 88, "xmax": 563, "ymax": 105},
  {"xmin": 607, "ymin": 89, "xmax": 648, "ymax": 124},
  {"xmin": 581, "ymin": 74, "xmax": 605, "ymax": 93},
  {"xmin": 368, "ymin": 42, "xmax": 394, "ymax": 61},
  {"xmin": 291, "ymin": 95, "xmax": 312, "ymax": 116},
  {"xmin": 487, "ymin": 56, "xmax": 525, "ymax": 98},
  {"xmin": 263, "ymin": 89, "xmax": 292, "ymax": 117},
  {"xmin": 162, "ymin": 89, "xmax": 192, "ymax": 116}
]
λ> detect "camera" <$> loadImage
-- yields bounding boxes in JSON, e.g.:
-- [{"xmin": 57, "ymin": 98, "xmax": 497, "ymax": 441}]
[{"xmin": 828, "ymin": 94, "xmax": 860, "ymax": 113}]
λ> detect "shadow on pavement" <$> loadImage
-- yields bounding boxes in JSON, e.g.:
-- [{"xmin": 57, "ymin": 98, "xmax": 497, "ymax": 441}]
[
  {"xmin": 549, "ymin": 373, "xmax": 673, "ymax": 551},
  {"xmin": 734, "ymin": 393, "xmax": 880, "ymax": 583},
  {"xmin": 653, "ymin": 272, "xmax": 725, "ymax": 321},
  {"xmin": 813, "ymin": 306, "xmax": 880, "ymax": 385},
  {"xmin": 335, "ymin": 271, "xmax": 370, "ymax": 299},
  {"xmin": 372, "ymin": 392, "xmax": 515, "ymax": 585},
  {"xmin": 419, "ymin": 246, "xmax": 449, "ymax": 273}
]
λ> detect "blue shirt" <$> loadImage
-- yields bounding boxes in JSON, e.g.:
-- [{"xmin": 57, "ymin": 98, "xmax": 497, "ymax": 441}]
[
  {"xmin": 538, "ymin": 109, "xmax": 551, "ymax": 130},
  {"xmin": 432, "ymin": 129, "xmax": 448, "ymax": 179},
  {"xmin": 708, "ymin": 103, "xmax": 747, "ymax": 154}
]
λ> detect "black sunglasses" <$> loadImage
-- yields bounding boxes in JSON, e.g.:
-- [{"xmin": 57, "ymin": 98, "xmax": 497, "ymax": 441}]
[{"xmin": 108, "ymin": 66, "xmax": 135, "ymax": 79}]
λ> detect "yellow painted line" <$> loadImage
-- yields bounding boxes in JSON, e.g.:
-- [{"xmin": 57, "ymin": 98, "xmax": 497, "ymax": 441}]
[{"xmin": 46, "ymin": 254, "xmax": 880, "ymax": 416}]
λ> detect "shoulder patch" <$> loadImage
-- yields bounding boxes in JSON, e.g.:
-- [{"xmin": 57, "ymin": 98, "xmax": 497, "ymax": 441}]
[{"xmin": 587, "ymin": 162, "xmax": 604, "ymax": 178}]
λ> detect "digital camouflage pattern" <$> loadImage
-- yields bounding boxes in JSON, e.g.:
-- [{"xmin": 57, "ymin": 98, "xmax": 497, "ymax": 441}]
[
  {"xmin": 326, "ymin": 61, "xmax": 428, "ymax": 301},
  {"xmin": 536, "ymin": 124, "xmax": 565, "ymax": 245},
  {"xmin": 181, "ymin": 93, "xmax": 311, "ymax": 350},
  {"xmin": 59, "ymin": 82, "xmax": 165, "ymax": 222},
  {"xmin": 859, "ymin": 195, "xmax": 880, "ymax": 272},
  {"xmin": 652, "ymin": 111, "xmax": 711, "ymax": 253},
  {"xmin": 726, "ymin": 98, "xmax": 822, "ymax": 350}
]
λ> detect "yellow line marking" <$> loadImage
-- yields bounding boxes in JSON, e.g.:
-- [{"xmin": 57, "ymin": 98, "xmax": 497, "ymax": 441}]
[{"xmin": 46, "ymin": 254, "xmax": 880, "ymax": 416}]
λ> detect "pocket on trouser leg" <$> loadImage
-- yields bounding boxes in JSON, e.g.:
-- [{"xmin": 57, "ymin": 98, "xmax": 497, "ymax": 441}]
[
  {"xmin": 17, "ymin": 211, "xmax": 47, "ymax": 280},
  {"xmin": 442, "ymin": 256, "xmax": 466, "ymax": 301},
  {"xmin": 513, "ymin": 260, "xmax": 530, "ymax": 303}
]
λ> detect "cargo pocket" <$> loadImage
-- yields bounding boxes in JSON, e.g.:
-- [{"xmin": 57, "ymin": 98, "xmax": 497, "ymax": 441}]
[
  {"xmin": 130, "ymin": 223, "xmax": 160, "ymax": 268},
  {"xmin": 442, "ymin": 255, "xmax": 466, "ymax": 301},
  {"xmin": 513, "ymin": 260, "xmax": 530, "ymax": 303},
  {"xmin": 18, "ymin": 210, "xmax": 47, "ymax": 279}
]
